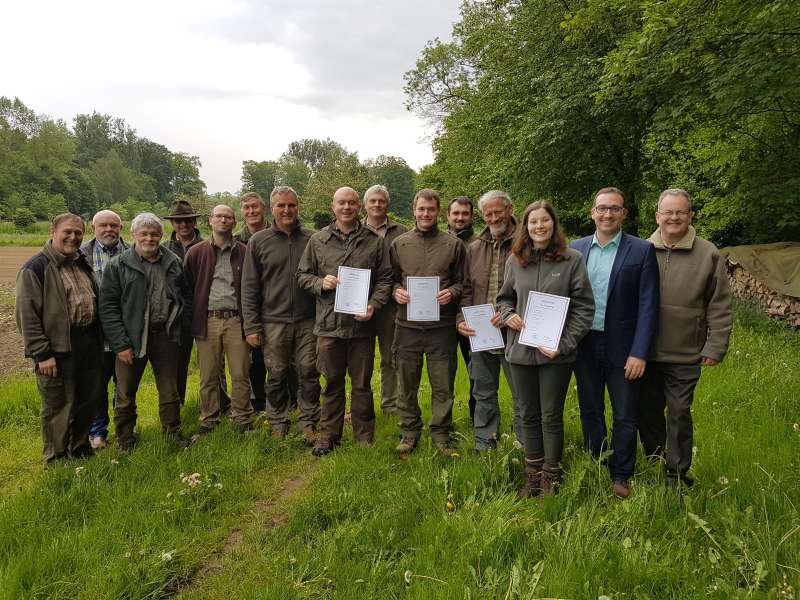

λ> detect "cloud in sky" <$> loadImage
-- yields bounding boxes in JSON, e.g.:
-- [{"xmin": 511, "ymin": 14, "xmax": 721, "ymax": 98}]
[{"xmin": 1, "ymin": 0, "xmax": 461, "ymax": 192}]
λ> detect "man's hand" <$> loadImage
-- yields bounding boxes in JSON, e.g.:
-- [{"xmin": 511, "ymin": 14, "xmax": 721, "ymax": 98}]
[
  {"xmin": 37, "ymin": 357, "xmax": 58, "ymax": 378},
  {"xmin": 457, "ymin": 321, "xmax": 476, "ymax": 337},
  {"xmin": 436, "ymin": 289, "xmax": 453, "ymax": 305},
  {"xmin": 701, "ymin": 357, "xmax": 719, "ymax": 366},
  {"xmin": 490, "ymin": 312, "xmax": 503, "ymax": 328},
  {"xmin": 394, "ymin": 288, "xmax": 410, "ymax": 305},
  {"xmin": 322, "ymin": 275, "xmax": 338, "ymax": 291},
  {"xmin": 505, "ymin": 313, "xmax": 524, "ymax": 331},
  {"xmin": 624, "ymin": 356, "xmax": 646, "ymax": 380},
  {"xmin": 117, "ymin": 348, "xmax": 134, "ymax": 366},
  {"xmin": 354, "ymin": 305, "xmax": 375, "ymax": 322},
  {"xmin": 246, "ymin": 333, "xmax": 262, "ymax": 348},
  {"xmin": 537, "ymin": 347, "xmax": 559, "ymax": 359}
]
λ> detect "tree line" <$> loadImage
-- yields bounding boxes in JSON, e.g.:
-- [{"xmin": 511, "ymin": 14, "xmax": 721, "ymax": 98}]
[
  {"xmin": 405, "ymin": 0, "xmax": 800, "ymax": 246},
  {"xmin": 0, "ymin": 97, "xmax": 205, "ymax": 228}
]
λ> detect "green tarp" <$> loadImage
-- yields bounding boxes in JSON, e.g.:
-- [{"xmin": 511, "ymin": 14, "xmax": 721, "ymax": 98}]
[{"xmin": 721, "ymin": 242, "xmax": 800, "ymax": 298}]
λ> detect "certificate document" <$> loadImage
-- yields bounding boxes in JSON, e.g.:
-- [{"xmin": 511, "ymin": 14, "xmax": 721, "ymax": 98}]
[
  {"xmin": 462, "ymin": 304, "xmax": 505, "ymax": 353},
  {"xmin": 334, "ymin": 266, "xmax": 371, "ymax": 315},
  {"xmin": 407, "ymin": 276, "xmax": 440, "ymax": 322},
  {"xmin": 518, "ymin": 291, "xmax": 570, "ymax": 353}
]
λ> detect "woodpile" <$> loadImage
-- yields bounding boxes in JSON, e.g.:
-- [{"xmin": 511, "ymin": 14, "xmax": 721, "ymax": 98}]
[{"xmin": 726, "ymin": 262, "xmax": 800, "ymax": 328}]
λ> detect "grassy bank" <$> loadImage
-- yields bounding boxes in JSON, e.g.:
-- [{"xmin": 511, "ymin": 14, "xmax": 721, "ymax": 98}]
[{"xmin": 0, "ymin": 304, "xmax": 798, "ymax": 599}]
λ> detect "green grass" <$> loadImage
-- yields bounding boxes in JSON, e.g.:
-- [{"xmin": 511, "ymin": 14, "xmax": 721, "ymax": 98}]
[
  {"xmin": 1, "ymin": 304, "xmax": 798, "ymax": 599},
  {"xmin": 0, "ymin": 221, "xmax": 52, "ymax": 246}
]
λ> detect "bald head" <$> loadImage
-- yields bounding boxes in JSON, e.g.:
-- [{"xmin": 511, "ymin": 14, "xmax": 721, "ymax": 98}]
[
  {"xmin": 331, "ymin": 186, "xmax": 361, "ymax": 232},
  {"xmin": 209, "ymin": 204, "xmax": 236, "ymax": 237},
  {"xmin": 91, "ymin": 209, "xmax": 122, "ymax": 247}
]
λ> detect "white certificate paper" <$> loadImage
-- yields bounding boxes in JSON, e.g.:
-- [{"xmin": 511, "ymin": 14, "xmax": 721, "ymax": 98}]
[
  {"xmin": 518, "ymin": 291, "xmax": 570, "ymax": 353},
  {"xmin": 407, "ymin": 276, "xmax": 440, "ymax": 322},
  {"xmin": 334, "ymin": 266, "xmax": 371, "ymax": 315},
  {"xmin": 462, "ymin": 304, "xmax": 505, "ymax": 353}
]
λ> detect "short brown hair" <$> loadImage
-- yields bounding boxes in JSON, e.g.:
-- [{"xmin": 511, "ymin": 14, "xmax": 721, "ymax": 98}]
[
  {"xmin": 240, "ymin": 192, "xmax": 265, "ymax": 206},
  {"xmin": 447, "ymin": 196, "xmax": 473, "ymax": 214},
  {"xmin": 511, "ymin": 201, "xmax": 568, "ymax": 267},
  {"xmin": 51, "ymin": 213, "xmax": 84, "ymax": 230},
  {"xmin": 412, "ymin": 188, "xmax": 440, "ymax": 209},
  {"xmin": 593, "ymin": 187, "xmax": 625, "ymax": 205}
]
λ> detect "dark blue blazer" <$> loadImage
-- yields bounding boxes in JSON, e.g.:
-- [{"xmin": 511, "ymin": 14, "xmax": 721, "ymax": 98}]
[{"xmin": 570, "ymin": 232, "xmax": 660, "ymax": 367}]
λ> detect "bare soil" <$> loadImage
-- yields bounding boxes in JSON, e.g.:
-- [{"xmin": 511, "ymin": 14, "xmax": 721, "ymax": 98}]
[{"xmin": 0, "ymin": 247, "xmax": 40, "ymax": 378}]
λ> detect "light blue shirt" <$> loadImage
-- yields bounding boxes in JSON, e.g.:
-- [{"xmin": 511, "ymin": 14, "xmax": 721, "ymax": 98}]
[{"xmin": 587, "ymin": 229, "xmax": 622, "ymax": 331}]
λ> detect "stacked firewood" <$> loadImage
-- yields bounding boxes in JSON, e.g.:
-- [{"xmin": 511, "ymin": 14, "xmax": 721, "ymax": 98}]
[{"xmin": 726, "ymin": 262, "xmax": 800, "ymax": 329}]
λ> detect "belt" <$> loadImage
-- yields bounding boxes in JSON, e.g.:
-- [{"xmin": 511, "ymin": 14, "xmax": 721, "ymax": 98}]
[{"xmin": 208, "ymin": 309, "xmax": 239, "ymax": 319}]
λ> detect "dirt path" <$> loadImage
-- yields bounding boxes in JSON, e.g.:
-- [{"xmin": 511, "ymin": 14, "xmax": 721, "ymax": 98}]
[
  {"xmin": 176, "ymin": 461, "xmax": 317, "ymax": 596},
  {"xmin": 0, "ymin": 246, "xmax": 39, "ymax": 283}
]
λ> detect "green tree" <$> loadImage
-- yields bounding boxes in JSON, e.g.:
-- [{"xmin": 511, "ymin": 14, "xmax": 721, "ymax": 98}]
[
  {"xmin": 365, "ymin": 155, "xmax": 416, "ymax": 217},
  {"xmin": 13, "ymin": 207, "xmax": 36, "ymax": 230},
  {"xmin": 170, "ymin": 153, "xmax": 205, "ymax": 197},
  {"xmin": 241, "ymin": 160, "xmax": 280, "ymax": 200}
]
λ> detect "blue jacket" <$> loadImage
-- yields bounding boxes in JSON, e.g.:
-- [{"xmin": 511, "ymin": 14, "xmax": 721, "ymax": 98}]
[{"xmin": 571, "ymin": 232, "xmax": 660, "ymax": 367}]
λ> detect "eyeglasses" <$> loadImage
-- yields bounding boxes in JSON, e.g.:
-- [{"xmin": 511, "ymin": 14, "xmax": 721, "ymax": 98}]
[
  {"xmin": 593, "ymin": 205, "xmax": 625, "ymax": 215},
  {"xmin": 211, "ymin": 214, "xmax": 235, "ymax": 220},
  {"xmin": 657, "ymin": 210, "xmax": 691, "ymax": 218}
]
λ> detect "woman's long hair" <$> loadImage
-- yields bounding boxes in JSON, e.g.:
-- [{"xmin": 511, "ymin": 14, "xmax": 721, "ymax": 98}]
[{"xmin": 511, "ymin": 201, "xmax": 568, "ymax": 267}]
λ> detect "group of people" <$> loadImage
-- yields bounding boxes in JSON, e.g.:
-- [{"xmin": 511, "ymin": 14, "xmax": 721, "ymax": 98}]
[{"xmin": 16, "ymin": 183, "xmax": 732, "ymax": 500}]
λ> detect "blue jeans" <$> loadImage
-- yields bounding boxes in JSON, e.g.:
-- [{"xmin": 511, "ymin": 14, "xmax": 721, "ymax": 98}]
[
  {"xmin": 89, "ymin": 351, "xmax": 118, "ymax": 440},
  {"xmin": 574, "ymin": 331, "xmax": 640, "ymax": 481}
]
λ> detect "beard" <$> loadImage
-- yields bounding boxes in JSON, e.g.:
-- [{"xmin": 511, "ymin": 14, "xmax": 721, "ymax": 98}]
[{"xmin": 488, "ymin": 222, "xmax": 507, "ymax": 237}]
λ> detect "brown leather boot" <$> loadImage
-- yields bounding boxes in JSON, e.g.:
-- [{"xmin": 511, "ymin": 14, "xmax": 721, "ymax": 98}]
[
  {"xmin": 517, "ymin": 458, "xmax": 544, "ymax": 499},
  {"xmin": 540, "ymin": 464, "xmax": 563, "ymax": 497}
]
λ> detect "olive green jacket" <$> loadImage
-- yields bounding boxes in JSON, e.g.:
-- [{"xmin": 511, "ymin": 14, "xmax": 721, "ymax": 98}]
[
  {"xmin": 497, "ymin": 248, "xmax": 595, "ymax": 366},
  {"xmin": 648, "ymin": 226, "xmax": 732, "ymax": 363},
  {"xmin": 99, "ymin": 247, "xmax": 192, "ymax": 356},
  {"xmin": 297, "ymin": 222, "xmax": 393, "ymax": 338}
]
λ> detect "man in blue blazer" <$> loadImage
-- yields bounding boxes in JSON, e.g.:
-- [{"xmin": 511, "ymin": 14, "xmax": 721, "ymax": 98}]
[{"xmin": 571, "ymin": 187, "xmax": 660, "ymax": 499}]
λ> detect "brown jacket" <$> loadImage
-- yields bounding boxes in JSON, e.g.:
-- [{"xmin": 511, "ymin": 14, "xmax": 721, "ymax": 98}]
[
  {"xmin": 497, "ymin": 249, "xmax": 595, "ymax": 366},
  {"xmin": 184, "ymin": 238, "xmax": 247, "ymax": 339},
  {"xmin": 241, "ymin": 221, "xmax": 315, "ymax": 334},
  {"xmin": 390, "ymin": 225, "xmax": 466, "ymax": 330},
  {"xmin": 16, "ymin": 242, "xmax": 99, "ymax": 362},
  {"xmin": 297, "ymin": 222, "xmax": 393, "ymax": 338},
  {"xmin": 459, "ymin": 220, "xmax": 517, "ymax": 323},
  {"xmin": 164, "ymin": 229, "xmax": 202, "ymax": 261},
  {"xmin": 648, "ymin": 226, "xmax": 732, "ymax": 363}
]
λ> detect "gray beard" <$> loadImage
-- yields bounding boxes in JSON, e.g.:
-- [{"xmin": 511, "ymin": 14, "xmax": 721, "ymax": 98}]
[{"xmin": 489, "ymin": 223, "xmax": 507, "ymax": 237}]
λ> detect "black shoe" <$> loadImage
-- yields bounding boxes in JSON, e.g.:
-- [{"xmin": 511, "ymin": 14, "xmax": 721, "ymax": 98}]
[
  {"xmin": 312, "ymin": 437, "xmax": 334, "ymax": 457},
  {"xmin": 167, "ymin": 433, "xmax": 192, "ymax": 450},
  {"xmin": 190, "ymin": 426, "xmax": 215, "ymax": 444}
]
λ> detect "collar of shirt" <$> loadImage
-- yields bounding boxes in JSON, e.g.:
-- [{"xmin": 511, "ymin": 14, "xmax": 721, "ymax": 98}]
[
  {"xmin": 211, "ymin": 235, "xmax": 233, "ymax": 250},
  {"xmin": 136, "ymin": 247, "xmax": 163, "ymax": 263},
  {"xmin": 365, "ymin": 217, "xmax": 388, "ymax": 231},
  {"xmin": 98, "ymin": 239, "xmax": 124, "ymax": 254},
  {"xmin": 591, "ymin": 229, "xmax": 622, "ymax": 249}
]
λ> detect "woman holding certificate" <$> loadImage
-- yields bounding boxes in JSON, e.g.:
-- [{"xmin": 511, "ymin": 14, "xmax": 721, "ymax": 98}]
[{"xmin": 496, "ymin": 201, "xmax": 595, "ymax": 498}]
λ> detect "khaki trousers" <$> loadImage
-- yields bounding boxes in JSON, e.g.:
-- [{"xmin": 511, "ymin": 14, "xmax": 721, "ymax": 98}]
[
  {"xmin": 316, "ymin": 336, "xmax": 376, "ymax": 443},
  {"xmin": 195, "ymin": 316, "xmax": 254, "ymax": 428},
  {"xmin": 393, "ymin": 325, "xmax": 457, "ymax": 445},
  {"xmin": 115, "ymin": 328, "xmax": 182, "ymax": 446},
  {"xmin": 375, "ymin": 303, "xmax": 399, "ymax": 412},
  {"xmin": 36, "ymin": 324, "xmax": 104, "ymax": 464},
  {"xmin": 262, "ymin": 318, "xmax": 321, "ymax": 430}
]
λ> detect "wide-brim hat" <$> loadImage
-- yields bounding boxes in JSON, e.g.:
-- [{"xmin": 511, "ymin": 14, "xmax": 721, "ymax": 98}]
[{"xmin": 163, "ymin": 200, "xmax": 201, "ymax": 219}]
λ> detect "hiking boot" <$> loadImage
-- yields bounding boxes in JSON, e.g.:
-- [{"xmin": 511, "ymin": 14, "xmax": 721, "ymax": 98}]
[
  {"xmin": 301, "ymin": 426, "xmax": 317, "ymax": 447},
  {"xmin": 665, "ymin": 468, "xmax": 694, "ymax": 489},
  {"xmin": 517, "ymin": 458, "xmax": 544, "ymax": 499},
  {"xmin": 395, "ymin": 437, "xmax": 417, "ymax": 454},
  {"xmin": 435, "ymin": 442, "xmax": 459, "ymax": 458},
  {"xmin": 612, "ymin": 479, "xmax": 630, "ymax": 500},
  {"xmin": 271, "ymin": 424, "xmax": 289, "ymax": 439},
  {"xmin": 167, "ymin": 433, "xmax": 192, "ymax": 450},
  {"xmin": 235, "ymin": 421, "xmax": 256, "ymax": 435},
  {"xmin": 312, "ymin": 437, "xmax": 334, "ymax": 457},
  {"xmin": 540, "ymin": 464, "xmax": 563, "ymax": 497},
  {"xmin": 90, "ymin": 436, "xmax": 107, "ymax": 450},
  {"xmin": 117, "ymin": 436, "xmax": 138, "ymax": 455},
  {"xmin": 190, "ymin": 426, "xmax": 215, "ymax": 444}
]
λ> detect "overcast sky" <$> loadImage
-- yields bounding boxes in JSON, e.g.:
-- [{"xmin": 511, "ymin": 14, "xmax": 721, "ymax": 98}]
[{"xmin": 1, "ymin": 0, "xmax": 461, "ymax": 193}]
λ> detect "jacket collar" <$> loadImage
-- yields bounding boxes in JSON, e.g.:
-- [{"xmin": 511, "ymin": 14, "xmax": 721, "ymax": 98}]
[
  {"xmin": 123, "ymin": 245, "xmax": 178, "ymax": 273},
  {"xmin": 43, "ymin": 240, "xmax": 88, "ymax": 267},
  {"xmin": 448, "ymin": 225, "xmax": 474, "ymax": 241},
  {"xmin": 414, "ymin": 223, "xmax": 440, "ymax": 238},
  {"xmin": 649, "ymin": 225, "xmax": 696, "ymax": 250}
]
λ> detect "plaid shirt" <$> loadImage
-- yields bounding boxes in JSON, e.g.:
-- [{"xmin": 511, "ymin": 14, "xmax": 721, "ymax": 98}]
[{"xmin": 92, "ymin": 239, "xmax": 127, "ymax": 285}]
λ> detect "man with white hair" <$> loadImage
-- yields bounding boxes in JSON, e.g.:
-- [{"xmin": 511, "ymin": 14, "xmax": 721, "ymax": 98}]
[
  {"xmin": 81, "ymin": 209, "xmax": 128, "ymax": 450},
  {"xmin": 638, "ymin": 188, "xmax": 732, "ymax": 488},
  {"xmin": 457, "ymin": 190, "xmax": 523, "ymax": 452},
  {"xmin": 100, "ymin": 212, "xmax": 193, "ymax": 452}
]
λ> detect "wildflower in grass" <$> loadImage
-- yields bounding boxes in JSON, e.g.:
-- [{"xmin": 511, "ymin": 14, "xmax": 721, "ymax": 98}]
[
  {"xmin": 404, "ymin": 570, "xmax": 413, "ymax": 585},
  {"xmin": 74, "ymin": 466, "xmax": 85, "ymax": 476},
  {"xmin": 718, "ymin": 476, "xmax": 729, "ymax": 485},
  {"xmin": 161, "ymin": 551, "xmax": 173, "ymax": 562},
  {"xmin": 214, "ymin": 482, "xmax": 223, "ymax": 489},
  {"xmin": 110, "ymin": 459, "xmax": 119, "ymax": 465},
  {"xmin": 511, "ymin": 457, "xmax": 520, "ymax": 465},
  {"xmin": 793, "ymin": 423, "xmax": 799, "ymax": 433},
  {"xmin": 446, "ymin": 498, "xmax": 456, "ymax": 513},
  {"xmin": 513, "ymin": 440, "xmax": 523, "ymax": 450},
  {"xmin": 124, "ymin": 552, "xmax": 131, "ymax": 558}
]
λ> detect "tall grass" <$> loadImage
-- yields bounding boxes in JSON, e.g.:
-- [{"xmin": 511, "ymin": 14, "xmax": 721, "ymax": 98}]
[{"xmin": 0, "ymin": 303, "xmax": 798, "ymax": 599}]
